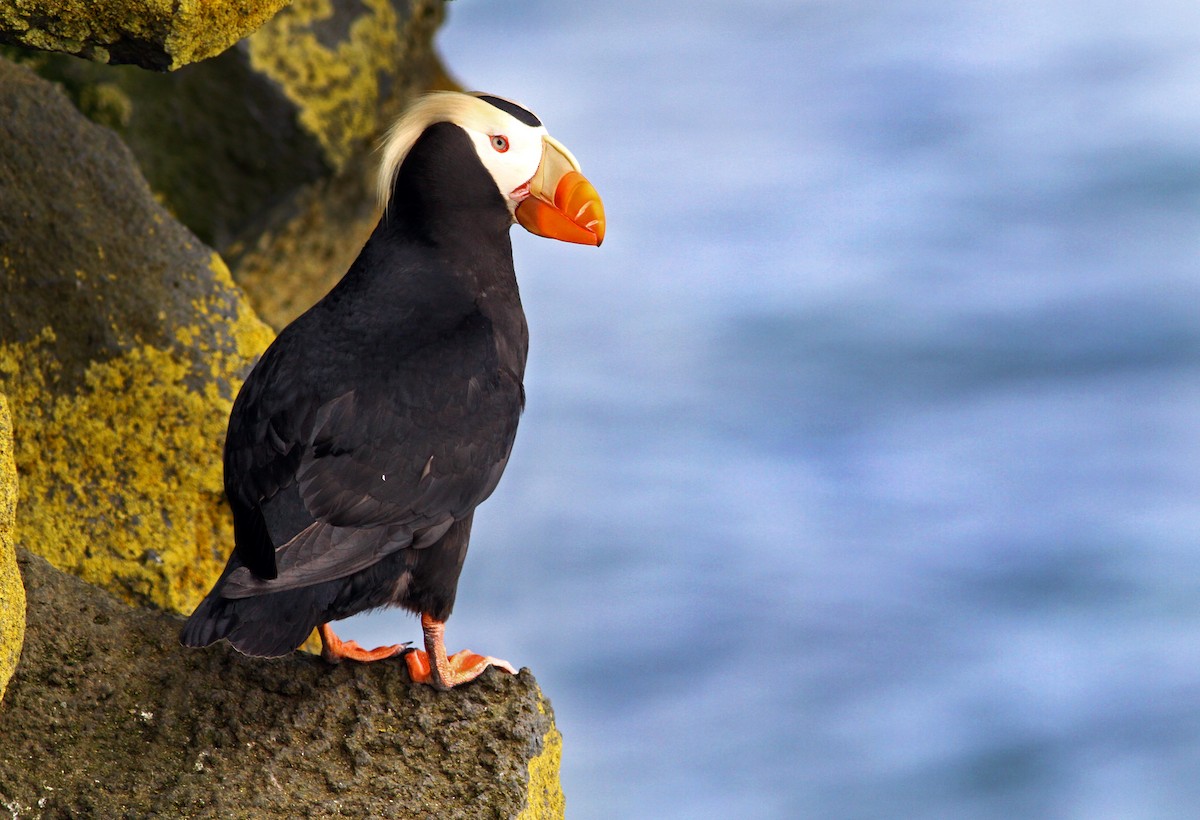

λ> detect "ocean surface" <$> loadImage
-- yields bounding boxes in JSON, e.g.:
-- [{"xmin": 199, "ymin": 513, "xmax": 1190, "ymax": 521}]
[{"xmin": 341, "ymin": 2, "xmax": 1200, "ymax": 817}]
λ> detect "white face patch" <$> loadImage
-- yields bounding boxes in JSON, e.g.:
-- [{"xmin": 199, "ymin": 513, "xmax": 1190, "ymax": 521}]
[
  {"xmin": 376, "ymin": 92, "xmax": 552, "ymax": 213},
  {"xmin": 461, "ymin": 118, "xmax": 548, "ymax": 212}
]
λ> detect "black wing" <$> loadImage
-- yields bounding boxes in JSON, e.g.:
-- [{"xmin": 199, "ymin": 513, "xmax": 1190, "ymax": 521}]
[{"xmin": 221, "ymin": 305, "xmax": 523, "ymax": 597}]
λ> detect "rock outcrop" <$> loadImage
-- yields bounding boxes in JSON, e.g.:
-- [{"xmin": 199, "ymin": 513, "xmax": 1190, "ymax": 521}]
[
  {"xmin": 8, "ymin": 0, "xmax": 453, "ymax": 327},
  {"xmin": 0, "ymin": 551, "xmax": 564, "ymax": 818},
  {"xmin": 0, "ymin": 0, "xmax": 291, "ymax": 70},
  {"xmin": 215, "ymin": 0, "xmax": 456, "ymax": 329},
  {"xmin": 0, "ymin": 3, "xmax": 565, "ymax": 813},
  {"xmin": 0, "ymin": 395, "xmax": 22, "ymax": 702},
  {"xmin": 223, "ymin": 0, "xmax": 455, "ymax": 329},
  {"xmin": 0, "ymin": 57, "xmax": 274, "ymax": 615}
]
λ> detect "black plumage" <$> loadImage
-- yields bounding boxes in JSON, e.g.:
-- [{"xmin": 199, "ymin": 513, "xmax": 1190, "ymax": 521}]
[
  {"xmin": 182, "ymin": 122, "xmax": 527, "ymax": 659},
  {"xmin": 183, "ymin": 92, "xmax": 602, "ymax": 688}
]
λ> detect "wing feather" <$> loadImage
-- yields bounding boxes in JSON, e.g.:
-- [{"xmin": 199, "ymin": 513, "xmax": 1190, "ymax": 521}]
[{"xmin": 221, "ymin": 303, "xmax": 522, "ymax": 594}]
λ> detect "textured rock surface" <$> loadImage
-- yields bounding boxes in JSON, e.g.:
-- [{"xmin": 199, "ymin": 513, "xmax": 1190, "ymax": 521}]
[
  {"xmin": 0, "ymin": 395, "xmax": 22, "ymax": 703},
  {"xmin": 225, "ymin": 0, "xmax": 457, "ymax": 328},
  {"xmin": 0, "ymin": 0, "xmax": 291, "ymax": 70},
  {"xmin": 227, "ymin": 152, "xmax": 391, "ymax": 329},
  {"xmin": 0, "ymin": 551, "xmax": 564, "ymax": 818},
  {"xmin": 245, "ymin": 0, "xmax": 448, "ymax": 172},
  {"xmin": 0, "ymin": 57, "xmax": 274, "ymax": 614},
  {"xmin": 0, "ymin": 8, "xmax": 567, "ymax": 813},
  {"xmin": 7, "ymin": 0, "xmax": 451, "ymax": 270},
  {"xmin": 222, "ymin": 0, "xmax": 457, "ymax": 328}
]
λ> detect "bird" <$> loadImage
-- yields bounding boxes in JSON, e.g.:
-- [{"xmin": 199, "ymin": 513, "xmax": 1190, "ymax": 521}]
[{"xmin": 181, "ymin": 91, "xmax": 604, "ymax": 689}]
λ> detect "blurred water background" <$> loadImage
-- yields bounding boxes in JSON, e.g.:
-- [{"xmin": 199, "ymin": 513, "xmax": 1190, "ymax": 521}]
[{"xmin": 341, "ymin": 2, "xmax": 1200, "ymax": 816}]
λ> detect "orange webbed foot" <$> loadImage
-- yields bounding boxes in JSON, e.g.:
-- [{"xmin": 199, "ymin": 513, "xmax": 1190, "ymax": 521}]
[
  {"xmin": 318, "ymin": 623, "xmax": 407, "ymax": 664},
  {"xmin": 406, "ymin": 613, "xmax": 517, "ymax": 690},
  {"xmin": 405, "ymin": 648, "xmax": 517, "ymax": 689}
]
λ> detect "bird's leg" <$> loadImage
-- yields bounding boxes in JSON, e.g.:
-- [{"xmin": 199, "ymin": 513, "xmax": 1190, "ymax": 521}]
[
  {"xmin": 318, "ymin": 623, "xmax": 407, "ymax": 664},
  {"xmin": 404, "ymin": 612, "xmax": 516, "ymax": 690}
]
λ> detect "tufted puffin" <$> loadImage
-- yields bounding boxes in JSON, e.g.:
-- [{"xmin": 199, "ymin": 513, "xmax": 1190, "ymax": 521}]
[{"xmin": 181, "ymin": 92, "xmax": 604, "ymax": 689}]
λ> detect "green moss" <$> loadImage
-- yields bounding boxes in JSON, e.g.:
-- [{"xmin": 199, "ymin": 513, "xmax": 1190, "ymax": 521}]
[
  {"xmin": 0, "ymin": 393, "xmax": 24, "ymax": 704},
  {"xmin": 2, "ymin": 335, "xmax": 218, "ymax": 613}
]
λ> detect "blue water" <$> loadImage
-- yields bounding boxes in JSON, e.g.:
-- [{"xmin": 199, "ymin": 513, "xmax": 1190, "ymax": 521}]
[{"xmin": 342, "ymin": 2, "xmax": 1200, "ymax": 816}]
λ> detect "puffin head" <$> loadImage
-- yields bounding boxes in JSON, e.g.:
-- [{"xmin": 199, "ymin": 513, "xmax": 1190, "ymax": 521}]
[{"xmin": 377, "ymin": 91, "xmax": 605, "ymax": 246}]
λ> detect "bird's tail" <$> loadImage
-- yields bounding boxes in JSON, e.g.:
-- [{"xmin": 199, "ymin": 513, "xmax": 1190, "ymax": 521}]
[{"xmin": 180, "ymin": 558, "xmax": 324, "ymax": 658}]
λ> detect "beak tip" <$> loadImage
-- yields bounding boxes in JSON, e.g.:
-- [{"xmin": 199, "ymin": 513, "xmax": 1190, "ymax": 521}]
[{"xmin": 516, "ymin": 161, "xmax": 606, "ymax": 247}]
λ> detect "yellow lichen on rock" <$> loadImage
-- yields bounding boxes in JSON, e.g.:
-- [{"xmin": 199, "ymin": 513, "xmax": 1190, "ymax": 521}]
[
  {"xmin": 0, "ymin": 393, "xmax": 25, "ymax": 704},
  {"xmin": 165, "ymin": 0, "xmax": 293, "ymax": 69},
  {"xmin": 0, "ymin": 256, "xmax": 273, "ymax": 616},
  {"xmin": 0, "ymin": 57, "xmax": 278, "ymax": 618},
  {"xmin": 0, "ymin": 0, "xmax": 293, "ymax": 69},
  {"xmin": 247, "ymin": 0, "xmax": 444, "ymax": 170},
  {"xmin": 228, "ymin": 0, "xmax": 453, "ymax": 329},
  {"xmin": 206, "ymin": 253, "xmax": 277, "ymax": 366},
  {"xmin": 0, "ymin": 312, "xmax": 269, "ymax": 615},
  {"xmin": 518, "ymin": 693, "xmax": 566, "ymax": 820}
]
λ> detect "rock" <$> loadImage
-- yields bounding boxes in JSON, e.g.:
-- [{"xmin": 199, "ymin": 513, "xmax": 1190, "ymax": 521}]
[
  {"xmin": 0, "ymin": 11, "xmax": 567, "ymax": 815},
  {"xmin": 242, "ymin": 0, "xmax": 449, "ymax": 174},
  {"xmin": 0, "ymin": 550, "xmax": 564, "ymax": 818},
  {"xmin": 0, "ymin": 0, "xmax": 291, "ymax": 70},
  {"xmin": 0, "ymin": 394, "xmax": 22, "ymax": 703},
  {"xmin": 226, "ymin": 0, "xmax": 458, "ymax": 329},
  {"xmin": 7, "ymin": 0, "xmax": 452, "ymax": 288},
  {"xmin": 226, "ymin": 150, "xmax": 391, "ymax": 330},
  {"xmin": 0, "ymin": 56, "xmax": 275, "ymax": 614}
]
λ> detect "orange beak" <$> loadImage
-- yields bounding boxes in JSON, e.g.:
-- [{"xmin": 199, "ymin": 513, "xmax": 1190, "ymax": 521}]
[{"xmin": 515, "ymin": 135, "xmax": 605, "ymax": 246}]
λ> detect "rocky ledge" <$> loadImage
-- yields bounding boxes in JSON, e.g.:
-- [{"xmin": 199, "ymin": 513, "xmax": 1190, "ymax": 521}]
[
  {"xmin": 0, "ymin": 551, "xmax": 563, "ymax": 818},
  {"xmin": 0, "ymin": 0, "xmax": 291, "ymax": 70}
]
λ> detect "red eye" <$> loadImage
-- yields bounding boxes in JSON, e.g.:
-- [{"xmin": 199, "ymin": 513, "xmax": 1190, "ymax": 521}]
[{"xmin": 491, "ymin": 135, "xmax": 510, "ymax": 153}]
